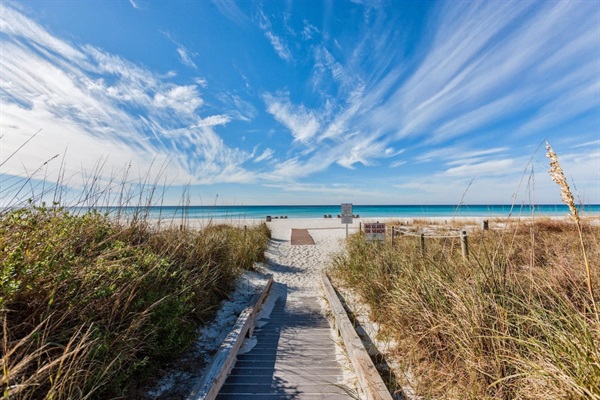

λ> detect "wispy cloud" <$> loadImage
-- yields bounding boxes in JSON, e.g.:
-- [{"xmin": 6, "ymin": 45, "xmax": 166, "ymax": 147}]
[
  {"xmin": 257, "ymin": 10, "xmax": 292, "ymax": 62},
  {"xmin": 176, "ymin": 47, "xmax": 197, "ymax": 69},
  {"xmin": 263, "ymin": 93, "xmax": 320, "ymax": 143},
  {"xmin": 254, "ymin": 148, "xmax": 274, "ymax": 163},
  {"xmin": 129, "ymin": 0, "xmax": 140, "ymax": 10},
  {"xmin": 301, "ymin": 20, "xmax": 319, "ymax": 40},
  {"xmin": 0, "ymin": 3, "xmax": 252, "ymax": 189},
  {"xmin": 217, "ymin": 93, "xmax": 257, "ymax": 121},
  {"xmin": 444, "ymin": 159, "xmax": 515, "ymax": 177},
  {"xmin": 272, "ymin": 0, "xmax": 598, "ymax": 185},
  {"xmin": 210, "ymin": 0, "xmax": 248, "ymax": 25},
  {"xmin": 162, "ymin": 32, "xmax": 198, "ymax": 69}
]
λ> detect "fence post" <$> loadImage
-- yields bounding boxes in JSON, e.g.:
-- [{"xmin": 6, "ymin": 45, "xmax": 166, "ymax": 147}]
[
  {"xmin": 244, "ymin": 225, "xmax": 247, "ymax": 243},
  {"xmin": 461, "ymin": 230, "xmax": 469, "ymax": 260},
  {"xmin": 481, "ymin": 220, "xmax": 489, "ymax": 230},
  {"xmin": 420, "ymin": 233, "xmax": 425, "ymax": 255},
  {"xmin": 391, "ymin": 227, "xmax": 395, "ymax": 245},
  {"xmin": 359, "ymin": 221, "xmax": 362, "ymax": 233}
]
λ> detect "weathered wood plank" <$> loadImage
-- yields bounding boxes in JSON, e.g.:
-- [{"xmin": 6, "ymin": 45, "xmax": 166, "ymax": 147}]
[
  {"xmin": 290, "ymin": 228, "xmax": 315, "ymax": 245},
  {"xmin": 187, "ymin": 275, "xmax": 274, "ymax": 400},
  {"xmin": 219, "ymin": 382, "xmax": 349, "ymax": 394},
  {"xmin": 321, "ymin": 272, "xmax": 393, "ymax": 400}
]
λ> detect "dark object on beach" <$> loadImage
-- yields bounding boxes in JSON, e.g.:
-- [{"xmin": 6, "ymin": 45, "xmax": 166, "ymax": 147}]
[
  {"xmin": 266, "ymin": 216, "xmax": 272, "ymax": 222},
  {"xmin": 328, "ymin": 214, "xmax": 332, "ymax": 218},
  {"xmin": 337, "ymin": 215, "xmax": 341, "ymax": 218}
]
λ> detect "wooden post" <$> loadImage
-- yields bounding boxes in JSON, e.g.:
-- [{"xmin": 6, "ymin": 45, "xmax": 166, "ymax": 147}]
[
  {"xmin": 420, "ymin": 233, "xmax": 425, "ymax": 255},
  {"xmin": 461, "ymin": 230, "xmax": 469, "ymax": 259},
  {"xmin": 481, "ymin": 220, "xmax": 489, "ymax": 230},
  {"xmin": 244, "ymin": 225, "xmax": 247, "ymax": 243},
  {"xmin": 391, "ymin": 227, "xmax": 395, "ymax": 245},
  {"xmin": 359, "ymin": 221, "xmax": 362, "ymax": 233}
]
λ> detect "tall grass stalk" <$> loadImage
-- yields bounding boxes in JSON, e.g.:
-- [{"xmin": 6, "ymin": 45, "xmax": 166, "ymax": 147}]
[{"xmin": 546, "ymin": 141, "xmax": 597, "ymax": 322}]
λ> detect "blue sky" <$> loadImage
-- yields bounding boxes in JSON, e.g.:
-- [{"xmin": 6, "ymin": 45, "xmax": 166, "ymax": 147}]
[{"xmin": 1, "ymin": 0, "xmax": 599, "ymax": 206}]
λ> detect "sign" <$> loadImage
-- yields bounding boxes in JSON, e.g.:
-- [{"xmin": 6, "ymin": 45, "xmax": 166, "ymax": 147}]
[
  {"xmin": 341, "ymin": 203, "xmax": 353, "ymax": 224},
  {"xmin": 364, "ymin": 222, "xmax": 386, "ymax": 242}
]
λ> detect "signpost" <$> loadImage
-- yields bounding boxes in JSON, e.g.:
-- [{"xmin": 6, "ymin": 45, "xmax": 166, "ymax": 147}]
[
  {"xmin": 341, "ymin": 203, "xmax": 353, "ymax": 238},
  {"xmin": 364, "ymin": 222, "xmax": 386, "ymax": 242}
]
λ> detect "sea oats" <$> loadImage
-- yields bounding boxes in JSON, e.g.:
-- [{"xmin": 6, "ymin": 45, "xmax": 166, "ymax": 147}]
[
  {"xmin": 546, "ymin": 142, "xmax": 579, "ymax": 221},
  {"xmin": 546, "ymin": 141, "xmax": 597, "ymax": 322}
]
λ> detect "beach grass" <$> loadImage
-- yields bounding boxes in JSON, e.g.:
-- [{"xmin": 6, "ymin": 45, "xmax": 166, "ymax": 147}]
[
  {"xmin": 0, "ymin": 203, "xmax": 270, "ymax": 399},
  {"xmin": 332, "ymin": 215, "xmax": 599, "ymax": 399}
]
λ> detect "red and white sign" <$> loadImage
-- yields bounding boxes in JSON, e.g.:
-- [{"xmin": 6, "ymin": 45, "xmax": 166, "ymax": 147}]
[{"xmin": 364, "ymin": 222, "xmax": 386, "ymax": 242}]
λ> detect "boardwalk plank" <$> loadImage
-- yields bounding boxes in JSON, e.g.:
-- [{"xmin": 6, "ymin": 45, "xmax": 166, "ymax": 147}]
[{"xmin": 217, "ymin": 293, "xmax": 354, "ymax": 400}]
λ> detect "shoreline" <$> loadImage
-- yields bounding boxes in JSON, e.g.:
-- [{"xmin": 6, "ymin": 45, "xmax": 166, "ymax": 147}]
[{"xmin": 136, "ymin": 213, "xmax": 598, "ymax": 231}]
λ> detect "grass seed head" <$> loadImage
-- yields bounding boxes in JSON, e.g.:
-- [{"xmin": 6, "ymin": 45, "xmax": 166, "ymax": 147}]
[{"xmin": 545, "ymin": 141, "xmax": 579, "ymax": 222}]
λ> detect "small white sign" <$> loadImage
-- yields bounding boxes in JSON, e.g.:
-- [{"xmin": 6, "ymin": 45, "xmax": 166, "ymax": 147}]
[
  {"xmin": 341, "ymin": 203, "xmax": 353, "ymax": 224},
  {"xmin": 364, "ymin": 222, "xmax": 386, "ymax": 242}
]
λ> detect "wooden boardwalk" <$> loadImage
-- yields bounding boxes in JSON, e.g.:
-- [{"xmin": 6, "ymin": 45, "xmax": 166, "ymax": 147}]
[
  {"xmin": 216, "ymin": 287, "xmax": 354, "ymax": 399},
  {"xmin": 290, "ymin": 228, "xmax": 315, "ymax": 245}
]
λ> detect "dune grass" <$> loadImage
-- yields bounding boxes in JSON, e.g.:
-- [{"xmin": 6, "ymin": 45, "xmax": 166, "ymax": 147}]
[
  {"xmin": 0, "ymin": 203, "xmax": 270, "ymax": 399},
  {"xmin": 332, "ymin": 216, "xmax": 599, "ymax": 399}
]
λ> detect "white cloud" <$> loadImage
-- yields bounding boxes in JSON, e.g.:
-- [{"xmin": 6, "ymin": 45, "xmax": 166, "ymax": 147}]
[
  {"xmin": 301, "ymin": 20, "xmax": 319, "ymax": 40},
  {"xmin": 0, "ymin": 4, "xmax": 85, "ymax": 61},
  {"xmin": 0, "ymin": 4, "xmax": 254, "ymax": 196},
  {"xmin": 153, "ymin": 85, "xmax": 203, "ymax": 114},
  {"xmin": 264, "ymin": 94, "xmax": 320, "ymax": 143},
  {"xmin": 390, "ymin": 160, "xmax": 406, "ymax": 168},
  {"xmin": 444, "ymin": 159, "xmax": 515, "ymax": 177},
  {"xmin": 210, "ymin": 0, "xmax": 248, "ymax": 25},
  {"xmin": 162, "ymin": 31, "xmax": 198, "ymax": 69},
  {"xmin": 194, "ymin": 77, "xmax": 208, "ymax": 87},
  {"xmin": 416, "ymin": 147, "xmax": 509, "ymax": 164},
  {"xmin": 254, "ymin": 148, "xmax": 274, "ymax": 163},
  {"xmin": 176, "ymin": 47, "xmax": 197, "ymax": 69},
  {"xmin": 217, "ymin": 93, "xmax": 257, "ymax": 121},
  {"xmin": 195, "ymin": 115, "xmax": 231, "ymax": 127},
  {"xmin": 258, "ymin": 10, "xmax": 292, "ymax": 62},
  {"xmin": 261, "ymin": 147, "xmax": 339, "ymax": 181},
  {"xmin": 129, "ymin": 0, "xmax": 140, "ymax": 9}
]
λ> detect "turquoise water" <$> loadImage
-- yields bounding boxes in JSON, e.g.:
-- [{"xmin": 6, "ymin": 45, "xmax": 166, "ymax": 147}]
[{"xmin": 80, "ymin": 204, "xmax": 600, "ymax": 220}]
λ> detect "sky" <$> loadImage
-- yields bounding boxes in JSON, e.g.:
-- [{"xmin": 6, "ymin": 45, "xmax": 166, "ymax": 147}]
[{"xmin": 0, "ymin": 0, "xmax": 599, "ymax": 206}]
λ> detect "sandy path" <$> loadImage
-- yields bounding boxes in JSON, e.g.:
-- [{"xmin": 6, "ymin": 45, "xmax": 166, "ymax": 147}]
[{"xmin": 264, "ymin": 220, "xmax": 349, "ymax": 298}]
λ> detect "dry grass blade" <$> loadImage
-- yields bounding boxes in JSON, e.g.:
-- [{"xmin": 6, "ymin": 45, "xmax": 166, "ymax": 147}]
[
  {"xmin": 333, "ymin": 215, "xmax": 600, "ymax": 398},
  {"xmin": 546, "ymin": 141, "xmax": 597, "ymax": 322},
  {"xmin": 1, "ymin": 204, "xmax": 270, "ymax": 398}
]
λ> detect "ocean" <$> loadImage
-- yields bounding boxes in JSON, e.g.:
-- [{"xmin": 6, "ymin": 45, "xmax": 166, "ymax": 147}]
[{"xmin": 81, "ymin": 204, "xmax": 600, "ymax": 220}]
